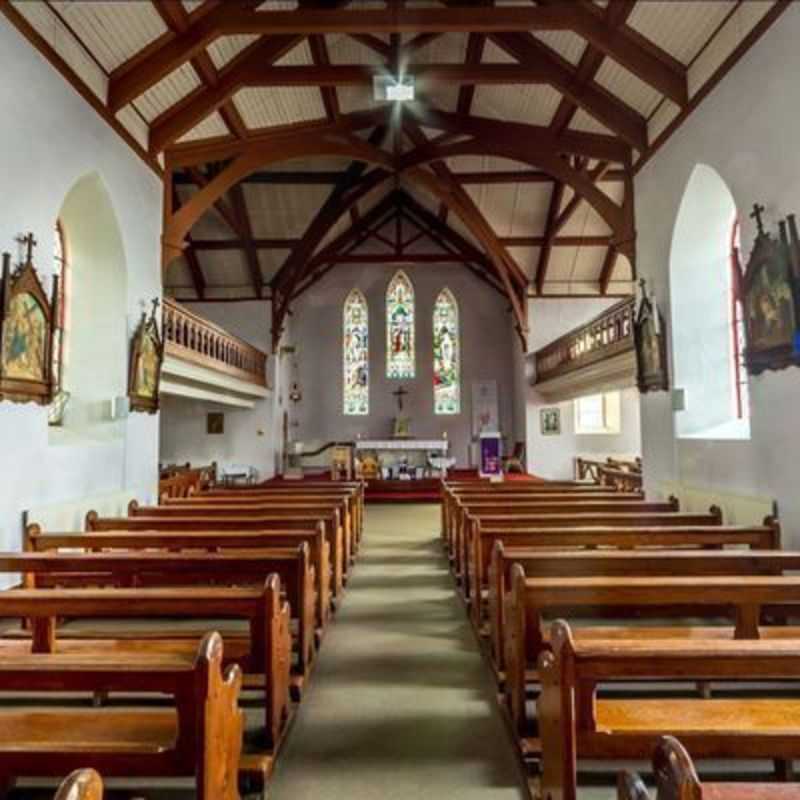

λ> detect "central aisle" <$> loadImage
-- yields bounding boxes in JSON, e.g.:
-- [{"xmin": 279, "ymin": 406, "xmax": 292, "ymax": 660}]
[{"xmin": 270, "ymin": 503, "xmax": 527, "ymax": 800}]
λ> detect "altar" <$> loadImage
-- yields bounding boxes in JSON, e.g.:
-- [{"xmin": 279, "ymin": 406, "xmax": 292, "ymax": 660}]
[{"xmin": 355, "ymin": 439, "xmax": 451, "ymax": 479}]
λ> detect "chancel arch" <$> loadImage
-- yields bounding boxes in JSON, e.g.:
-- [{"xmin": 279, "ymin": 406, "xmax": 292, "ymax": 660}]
[{"xmin": 669, "ymin": 163, "xmax": 749, "ymax": 440}]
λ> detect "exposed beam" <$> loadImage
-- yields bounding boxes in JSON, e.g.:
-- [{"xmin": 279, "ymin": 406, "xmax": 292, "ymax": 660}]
[
  {"xmin": 409, "ymin": 105, "xmax": 630, "ymax": 164},
  {"xmin": 599, "ymin": 246, "xmax": 620, "ymax": 295},
  {"xmin": 150, "ymin": 0, "xmax": 247, "ymax": 139},
  {"xmin": 488, "ymin": 31, "xmax": 647, "ymax": 151},
  {"xmin": 552, "ymin": 161, "xmax": 611, "ymax": 235},
  {"xmin": 164, "ymin": 107, "xmax": 388, "ymax": 167},
  {"xmin": 149, "ymin": 34, "xmax": 305, "ymax": 152},
  {"xmin": 188, "ymin": 234, "xmax": 613, "ymax": 251},
  {"xmin": 224, "ymin": 62, "xmax": 623, "ymax": 88},
  {"xmin": 549, "ymin": 0, "xmax": 637, "ymax": 137},
  {"xmin": 457, "ymin": 33, "xmax": 486, "ymax": 115},
  {"xmin": 535, "ymin": 181, "xmax": 565, "ymax": 295},
  {"xmin": 555, "ymin": 2, "xmax": 687, "ymax": 107},
  {"xmin": 228, "ymin": 184, "xmax": 263, "ymax": 298},
  {"xmin": 346, "ymin": 33, "xmax": 392, "ymax": 60},
  {"xmin": 308, "ymin": 35, "xmax": 340, "ymax": 122},
  {"xmin": 174, "ymin": 168, "xmax": 627, "ymax": 186},
  {"xmin": 183, "ymin": 234, "xmax": 207, "ymax": 299}
]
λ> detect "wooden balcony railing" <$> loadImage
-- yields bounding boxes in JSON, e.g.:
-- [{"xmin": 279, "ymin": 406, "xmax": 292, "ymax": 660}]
[
  {"xmin": 534, "ymin": 298, "xmax": 635, "ymax": 385},
  {"xmin": 162, "ymin": 298, "xmax": 268, "ymax": 387}
]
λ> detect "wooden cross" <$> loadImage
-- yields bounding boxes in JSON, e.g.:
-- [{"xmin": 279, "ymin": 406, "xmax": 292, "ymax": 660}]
[
  {"xmin": 16, "ymin": 232, "xmax": 37, "ymax": 265},
  {"xmin": 392, "ymin": 385, "xmax": 408, "ymax": 413},
  {"xmin": 750, "ymin": 203, "xmax": 766, "ymax": 236}
]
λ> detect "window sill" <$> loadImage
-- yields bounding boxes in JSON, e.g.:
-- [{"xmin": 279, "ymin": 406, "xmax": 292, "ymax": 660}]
[{"xmin": 678, "ymin": 418, "xmax": 751, "ymax": 442}]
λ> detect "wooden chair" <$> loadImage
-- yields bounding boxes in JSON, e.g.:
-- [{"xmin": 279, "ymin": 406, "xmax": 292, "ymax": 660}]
[
  {"xmin": 619, "ymin": 736, "xmax": 800, "ymax": 800},
  {"xmin": 503, "ymin": 441, "xmax": 526, "ymax": 474}
]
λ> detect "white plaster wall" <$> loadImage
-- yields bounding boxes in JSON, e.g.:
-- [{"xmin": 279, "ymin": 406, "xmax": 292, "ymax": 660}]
[
  {"xmin": 634, "ymin": 4, "xmax": 800, "ymax": 544},
  {"xmin": 158, "ymin": 300, "xmax": 282, "ymax": 479},
  {"xmin": 0, "ymin": 18, "xmax": 162, "ymax": 565},
  {"xmin": 289, "ymin": 263, "xmax": 516, "ymax": 467}
]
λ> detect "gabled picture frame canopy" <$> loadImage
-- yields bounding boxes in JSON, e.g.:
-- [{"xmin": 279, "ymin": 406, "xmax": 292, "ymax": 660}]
[
  {"xmin": 0, "ymin": 237, "xmax": 58, "ymax": 406},
  {"xmin": 128, "ymin": 299, "xmax": 164, "ymax": 414}
]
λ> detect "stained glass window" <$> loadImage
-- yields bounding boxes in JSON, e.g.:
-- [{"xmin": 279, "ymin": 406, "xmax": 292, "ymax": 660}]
[
  {"xmin": 343, "ymin": 289, "xmax": 369, "ymax": 415},
  {"xmin": 386, "ymin": 270, "xmax": 415, "ymax": 379},
  {"xmin": 433, "ymin": 288, "xmax": 460, "ymax": 415}
]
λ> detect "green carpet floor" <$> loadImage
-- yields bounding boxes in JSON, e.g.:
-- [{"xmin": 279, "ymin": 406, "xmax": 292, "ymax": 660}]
[{"xmin": 269, "ymin": 503, "xmax": 528, "ymax": 800}]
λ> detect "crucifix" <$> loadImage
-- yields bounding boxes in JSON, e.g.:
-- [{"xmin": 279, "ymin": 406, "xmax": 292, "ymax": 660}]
[
  {"xmin": 750, "ymin": 203, "xmax": 766, "ymax": 237},
  {"xmin": 16, "ymin": 232, "xmax": 37, "ymax": 265},
  {"xmin": 392, "ymin": 385, "xmax": 408, "ymax": 413}
]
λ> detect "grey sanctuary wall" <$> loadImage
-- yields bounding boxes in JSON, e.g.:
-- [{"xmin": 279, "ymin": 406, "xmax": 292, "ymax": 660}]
[
  {"xmin": 290, "ymin": 262, "xmax": 516, "ymax": 466},
  {"xmin": 634, "ymin": 4, "xmax": 800, "ymax": 544}
]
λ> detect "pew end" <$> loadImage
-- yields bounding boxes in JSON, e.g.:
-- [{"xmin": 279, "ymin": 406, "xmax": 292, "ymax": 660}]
[
  {"xmin": 618, "ymin": 771, "xmax": 651, "ymax": 800},
  {"xmin": 54, "ymin": 769, "xmax": 103, "ymax": 800}
]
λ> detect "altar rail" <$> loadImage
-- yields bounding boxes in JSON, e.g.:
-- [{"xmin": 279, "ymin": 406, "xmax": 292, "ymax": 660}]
[
  {"xmin": 162, "ymin": 298, "xmax": 268, "ymax": 387},
  {"xmin": 533, "ymin": 298, "xmax": 635, "ymax": 384}
]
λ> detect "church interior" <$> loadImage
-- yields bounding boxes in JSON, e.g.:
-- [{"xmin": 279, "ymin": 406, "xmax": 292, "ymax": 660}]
[{"xmin": 1, "ymin": 1, "xmax": 800, "ymax": 798}]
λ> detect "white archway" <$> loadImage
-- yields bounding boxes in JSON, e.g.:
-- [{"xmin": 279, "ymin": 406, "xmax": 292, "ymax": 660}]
[
  {"xmin": 669, "ymin": 163, "xmax": 749, "ymax": 439},
  {"xmin": 56, "ymin": 172, "xmax": 128, "ymax": 436}
]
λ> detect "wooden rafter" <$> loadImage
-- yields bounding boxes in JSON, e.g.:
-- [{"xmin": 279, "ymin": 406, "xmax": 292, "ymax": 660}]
[
  {"xmin": 228, "ymin": 184, "xmax": 263, "ymax": 298},
  {"xmin": 308, "ymin": 35, "xmax": 339, "ymax": 122},
  {"xmin": 150, "ymin": 0, "xmax": 247, "ymax": 139},
  {"xmin": 599, "ymin": 246, "xmax": 620, "ymax": 295},
  {"xmin": 488, "ymin": 31, "xmax": 647, "ymax": 151},
  {"xmin": 535, "ymin": 181, "xmax": 566, "ymax": 296},
  {"xmin": 183, "ymin": 234, "xmax": 207, "ymax": 300}
]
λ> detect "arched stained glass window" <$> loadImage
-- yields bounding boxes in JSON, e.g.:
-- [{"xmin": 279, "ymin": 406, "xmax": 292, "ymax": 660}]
[
  {"xmin": 386, "ymin": 270, "xmax": 415, "ymax": 379},
  {"xmin": 343, "ymin": 289, "xmax": 369, "ymax": 415},
  {"xmin": 433, "ymin": 288, "xmax": 460, "ymax": 415}
]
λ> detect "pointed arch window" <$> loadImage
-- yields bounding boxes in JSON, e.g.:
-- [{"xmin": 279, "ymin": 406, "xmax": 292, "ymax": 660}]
[
  {"xmin": 386, "ymin": 270, "xmax": 415, "ymax": 379},
  {"xmin": 343, "ymin": 289, "xmax": 369, "ymax": 415},
  {"xmin": 433, "ymin": 288, "xmax": 460, "ymax": 415}
]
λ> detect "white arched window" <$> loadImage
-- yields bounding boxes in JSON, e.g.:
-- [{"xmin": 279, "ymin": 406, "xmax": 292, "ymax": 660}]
[
  {"xmin": 343, "ymin": 289, "xmax": 369, "ymax": 415},
  {"xmin": 670, "ymin": 164, "xmax": 750, "ymax": 439},
  {"xmin": 433, "ymin": 288, "xmax": 460, "ymax": 414},
  {"xmin": 386, "ymin": 270, "xmax": 415, "ymax": 379}
]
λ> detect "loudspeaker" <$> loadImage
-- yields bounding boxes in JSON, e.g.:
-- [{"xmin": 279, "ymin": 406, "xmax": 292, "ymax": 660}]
[
  {"xmin": 671, "ymin": 388, "xmax": 687, "ymax": 412},
  {"xmin": 111, "ymin": 396, "xmax": 130, "ymax": 420}
]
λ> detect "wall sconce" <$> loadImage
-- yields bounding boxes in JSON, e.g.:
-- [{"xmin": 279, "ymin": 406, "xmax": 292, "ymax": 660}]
[{"xmin": 289, "ymin": 382, "xmax": 302, "ymax": 403}]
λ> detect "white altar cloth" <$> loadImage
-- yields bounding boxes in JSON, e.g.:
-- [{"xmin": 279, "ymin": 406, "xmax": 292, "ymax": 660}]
[{"xmin": 355, "ymin": 439, "xmax": 449, "ymax": 452}]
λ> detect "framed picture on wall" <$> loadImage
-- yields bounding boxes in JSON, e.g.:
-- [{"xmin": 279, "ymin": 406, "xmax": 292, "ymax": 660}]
[
  {"xmin": 540, "ymin": 407, "xmax": 561, "ymax": 436},
  {"xmin": 207, "ymin": 412, "xmax": 224, "ymax": 435}
]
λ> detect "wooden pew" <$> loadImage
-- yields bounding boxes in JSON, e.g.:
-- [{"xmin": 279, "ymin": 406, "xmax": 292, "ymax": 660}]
[
  {"xmin": 505, "ymin": 571, "xmax": 800, "ymax": 745},
  {"xmin": 460, "ymin": 508, "xmax": 724, "ymax": 600},
  {"xmin": 619, "ymin": 736, "xmax": 800, "ymax": 800},
  {"xmin": 488, "ymin": 537, "xmax": 786, "ymax": 674},
  {"xmin": 200, "ymin": 484, "xmax": 364, "ymax": 549},
  {"xmin": 208, "ymin": 481, "xmax": 365, "ymax": 548},
  {"xmin": 442, "ymin": 490, "xmax": 647, "ymax": 557},
  {"xmin": 2, "ymin": 546, "xmax": 314, "ymax": 685},
  {"xmin": 0, "ymin": 632, "xmax": 242, "ymax": 800},
  {"xmin": 600, "ymin": 464, "xmax": 644, "ymax": 492},
  {"xmin": 55, "ymin": 769, "xmax": 103, "ymax": 800},
  {"xmin": 441, "ymin": 481, "xmax": 635, "ymax": 544},
  {"xmin": 167, "ymin": 491, "xmax": 359, "ymax": 558},
  {"xmin": 449, "ymin": 496, "xmax": 679, "ymax": 579},
  {"xmin": 538, "ymin": 623, "xmax": 800, "ymax": 800},
  {"xmin": 85, "ymin": 511, "xmax": 347, "ymax": 605},
  {"xmin": 0, "ymin": 579, "xmax": 290, "ymax": 755},
  {"xmin": 132, "ymin": 498, "xmax": 354, "ymax": 573},
  {"xmin": 27, "ymin": 523, "xmax": 331, "ymax": 633},
  {"xmin": 22, "ymin": 531, "xmax": 321, "ymax": 686}
]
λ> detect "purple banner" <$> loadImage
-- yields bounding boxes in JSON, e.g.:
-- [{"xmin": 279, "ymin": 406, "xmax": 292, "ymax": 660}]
[{"xmin": 479, "ymin": 434, "xmax": 502, "ymax": 478}]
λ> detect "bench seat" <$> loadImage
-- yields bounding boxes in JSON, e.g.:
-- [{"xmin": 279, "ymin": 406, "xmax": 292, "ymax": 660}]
[{"xmin": 0, "ymin": 709, "xmax": 177, "ymax": 754}]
